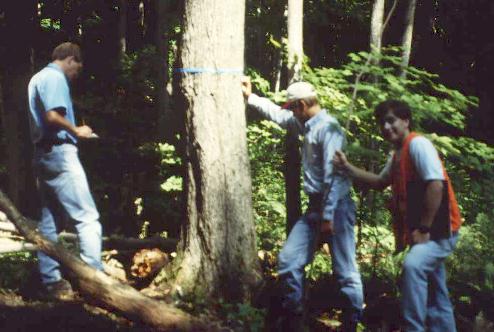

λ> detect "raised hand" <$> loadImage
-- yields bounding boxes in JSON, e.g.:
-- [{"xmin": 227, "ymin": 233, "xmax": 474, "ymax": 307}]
[
  {"xmin": 241, "ymin": 76, "xmax": 252, "ymax": 99},
  {"xmin": 333, "ymin": 150, "xmax": 349, "ymax": 170}
]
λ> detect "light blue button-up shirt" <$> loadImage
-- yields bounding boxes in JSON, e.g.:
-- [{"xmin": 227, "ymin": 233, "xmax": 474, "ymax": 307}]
[
  {"xmin": 248, "ymin": 94, "xmax": 351, "ymax": 221},
  {"xmin": 27, "ymin": 63, "xmax": 77, "ymax": 144}
]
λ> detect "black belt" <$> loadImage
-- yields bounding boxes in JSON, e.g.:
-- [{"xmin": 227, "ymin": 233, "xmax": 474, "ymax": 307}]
[{"xmin": 35, "ymin": 138, "xmax": 75, "ymax": 152}]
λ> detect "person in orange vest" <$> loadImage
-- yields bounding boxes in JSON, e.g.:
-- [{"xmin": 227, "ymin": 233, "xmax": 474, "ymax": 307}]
[{"xmin": 333, "ymin": 100, "xmax": 461, "ymax": 332}]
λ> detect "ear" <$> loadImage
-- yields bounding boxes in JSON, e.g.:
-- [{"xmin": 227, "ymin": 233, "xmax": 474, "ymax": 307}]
[
  {"xmin": 405, "ymin": 118, "xmax": 410, "ymax": 129},
  {"xmin": 299, "ymin": 100, "xmax": 308, "ymax": 111}
]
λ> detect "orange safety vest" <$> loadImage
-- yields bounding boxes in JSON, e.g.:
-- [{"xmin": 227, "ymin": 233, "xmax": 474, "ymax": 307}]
[{"xmin": 390, "ymin": 132, "xmax": 462, "ymax": 249}]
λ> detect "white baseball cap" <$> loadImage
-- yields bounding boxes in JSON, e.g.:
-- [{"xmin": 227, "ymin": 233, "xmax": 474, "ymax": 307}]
[{"xmin": 286, "ymin": 81, "xmax": 317, "ymax": 103}]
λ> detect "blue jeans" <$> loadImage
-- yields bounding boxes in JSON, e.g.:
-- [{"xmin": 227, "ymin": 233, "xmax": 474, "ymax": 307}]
[
  {"xmin": 277, "ymin": 195, "xmax": 363, "ymax": 316},
  {"xmin": 401, "ymin": 233, "xmax": 459, "ymax": 332},
  {"xmin": 33, "ymin": 144, "xmax": 103, "ymax": 284}
]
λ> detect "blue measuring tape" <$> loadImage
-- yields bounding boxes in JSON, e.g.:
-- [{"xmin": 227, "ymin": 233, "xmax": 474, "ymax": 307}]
[{"xmin": 174, "ymin": 67, "xmax": 244, "ymax": 74}]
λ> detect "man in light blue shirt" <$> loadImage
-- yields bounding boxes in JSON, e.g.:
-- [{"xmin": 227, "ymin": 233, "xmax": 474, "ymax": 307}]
[
  {"xmin": 242, "ymin": 78, "xmax": 363, "ymax": 331},
  {"xmin": 28, "ymin": 42, "xmax": 103, "ymax": 299}
]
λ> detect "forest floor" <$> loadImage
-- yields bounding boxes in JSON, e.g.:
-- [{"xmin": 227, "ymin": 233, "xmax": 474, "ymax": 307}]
[{"xmin": 0, "ymin": 251, "xmax": 492, "ymax": 331}]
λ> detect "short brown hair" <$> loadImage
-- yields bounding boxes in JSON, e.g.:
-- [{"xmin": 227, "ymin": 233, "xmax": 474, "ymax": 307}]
[
  {"xmin": 374, "ymin": 99, "xmax": 413, "ymax": 130},
  {"xmin": 52, "ymin": 42, "xmax": 82, "ymax": 62}
]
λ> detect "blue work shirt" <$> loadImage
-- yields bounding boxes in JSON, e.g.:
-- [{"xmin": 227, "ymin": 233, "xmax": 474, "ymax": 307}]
[
  {"xmin": 27, "ymin": 63, "xmax": 77, "ymax": 144},
  {"xmin": 248, "ymin": 94, "xmax": 351, "ymax": 221}
]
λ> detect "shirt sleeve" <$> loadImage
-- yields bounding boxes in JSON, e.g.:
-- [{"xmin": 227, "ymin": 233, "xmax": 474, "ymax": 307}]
[
  {"xmin": 321, "ymin": 122, "xmax": 350, "ymax": 221},
  {"xmin": 38, "ymin": 74, "xmax": 69, "ymax": 114},
  {"xmin": 409, "ymin": 136, "xmax": 445, "ymax": 181},
  {"xmin": 247, "ymin": 94, "xmax": 300, "ymax": 132}
]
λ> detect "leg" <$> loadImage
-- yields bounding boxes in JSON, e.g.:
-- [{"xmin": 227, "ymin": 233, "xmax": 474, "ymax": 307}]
[
  {"xmin": 427, "ymin": 262, "xmax": 457, "ymax": 332},
  {"xmin": 37, "ymin": 196, "xmax": 62, "ymax": 284},
  {"xmin": 277, "ymin": 213, "xmax": 317, "ymax": 313},
  {"xmin": 327, "ymin": 197, "xmax": 363, "ymax": 329},
  {"xmin": 401, "ymin": 234, "xmax": 458, "ymax": 332},
  {"xmin": 41, "ymin": 145, "xmax": 103, "ymax": 271}
]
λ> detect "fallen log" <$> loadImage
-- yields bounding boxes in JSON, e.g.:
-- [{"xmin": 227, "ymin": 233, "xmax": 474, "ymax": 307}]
[
  {"xmin": 61, "ymin": 232, "xmax": 178, "ymax": 252},
  {"xmin": 0, "ymin": 189, "xmax": 209, "ymax": 331},
  {"xmin": 0, "ymin": 238, "xmax": 36, "ymax": 253},
  {"xmin": 0, "ymin": 221, "xmax": 16, "ymax": 233},
  {"xmin": 0, "ymin": 222, "xmax": 178, "ymax": 253}
]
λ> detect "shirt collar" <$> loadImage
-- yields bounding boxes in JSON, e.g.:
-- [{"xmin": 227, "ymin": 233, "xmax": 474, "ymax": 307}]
[
  {"xmin": 47, "ymin": 62, "xmax": 64, "ymax": 74},
  {"xmin": 304, "ymin": 109, "xmax": 327, "ymax": 132}
]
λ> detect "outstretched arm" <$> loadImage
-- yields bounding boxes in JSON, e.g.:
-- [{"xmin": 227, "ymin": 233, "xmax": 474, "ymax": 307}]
[
  {"xmin": 241, "ymin": 76, "xmax": 297, "ymax": 130},
  {"xmin": 333, "ymin": 150, "xmax": 390, "ymax": 190}
]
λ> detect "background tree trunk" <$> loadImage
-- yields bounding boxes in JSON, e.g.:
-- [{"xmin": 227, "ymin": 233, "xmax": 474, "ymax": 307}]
[
  {"xmin": 174, "ymin": 0, "xmax": 260, "ymax": 302},
  {"xmin": 287, "ymin": 0, "xmax": 304, "ymax": 84},
  {"xmin": 0, "ymin": 1, "xmax": 38, "ymax": 218},
  {"xmin": 400, "ymin": 0, "xmax": 417, "ymax": 78},
  {"xmin": 284, "ymin": 0, "xmax": 304, "ymax": 234},
  {"xmin": 370, "ymin": 0, "xmax": 385, "ymax": 55},
  {"xmin": 155, "ymin": 0, "xmax": 174, "ymax": 141},
  {"xmin": 61, "ymin": 0, "xmax": 79, "ymax": 40},
  {"xmin": 118, "ymin": 0, "xmax": 127, "ymax": 57}
]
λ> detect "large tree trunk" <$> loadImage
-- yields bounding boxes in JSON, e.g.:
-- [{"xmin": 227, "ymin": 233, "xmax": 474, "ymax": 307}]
[
  {"xmin": 174, "ymin": 0, "xmax": 260, "ymax": 302},
  {"xmin": 400, "ymin": 0, "xmax": 417, "ymax": 78},
  {"xmin": 0, "ymin": 1, "xmax": 38, "ymax": 218},
  {"xmin": 0, "ymin": 190, "xmax": 207, "ymax": 331}
]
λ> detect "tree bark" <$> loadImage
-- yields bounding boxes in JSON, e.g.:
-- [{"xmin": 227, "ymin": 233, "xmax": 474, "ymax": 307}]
[
  {"xmin": 175, "ymin": 0, "xmax": 260, "ymax": 302},
  {"xmin": 155, "ymin": 0, "xmax": 174, "ymax": 141},
  {"xmin": 61, "ymin": 0, "xmax": 79, "ymax": 40},
  {"xmin": 127, "ymin": 0, "xmax": 144, "ymax": 52},
  {"xmin": 284, "ymin": 0, "xmax": 304, "ymax": 234},
  {"xmin": 118, "ymin": 0, "xmax": 128, "ymax": 57},
  {"xmin": 400, "ymin": 0, "xmax": 417, "ymax": 78},
  {"xmin": 0, "ymin": 1, "xmax": 38, "ymax": 218},
  {"xmin": 370, "ymin": 0, "xmax": 385, "ymax": 55},
  {"xmin": 0, "ymin": 189, "xmax": 207, "ymax": 331},
  {"xmin": 287, "ymin": 0, "xmax": 304, "ymax": 84}
]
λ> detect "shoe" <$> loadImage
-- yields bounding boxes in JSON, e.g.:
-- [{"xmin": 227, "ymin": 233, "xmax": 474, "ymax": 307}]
[{"xmin": 40, "ymin": 279, "xmax": 75, "ymax": 301}]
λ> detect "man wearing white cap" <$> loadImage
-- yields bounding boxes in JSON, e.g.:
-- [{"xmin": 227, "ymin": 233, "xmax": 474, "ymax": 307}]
[{"xmin": 241, "ymin": 78, "xmax": 363, "ymax": 331}]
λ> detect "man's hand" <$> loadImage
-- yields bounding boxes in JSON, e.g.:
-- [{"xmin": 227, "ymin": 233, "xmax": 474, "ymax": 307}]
[
  {"xmin": 74, "ymin": 125, "xmax": 94, "ymax": 139},
  {"xmin": 411, "ymin": 229, "xmax": 430, "ymax": 244},
  {"xmin": 241, "ymin": 76, "xmax": 252, "ymax": 99},
  {"xmin": 333, "ymin": 150, "xmax": 349, "ymax": 170}
]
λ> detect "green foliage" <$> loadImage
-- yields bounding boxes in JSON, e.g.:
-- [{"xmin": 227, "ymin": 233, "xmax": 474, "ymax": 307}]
[
  {"xmin": 217, "ymin": 299, "xmax": 266, "ymax": 332},
  {"xmin": 449, "ymin": 212, "xmax": 494, "ymax": 293},
  {"xmin": 40, "ymin": 18, "xmax": 61, "ymax": 31},
  {"xmin": 247, "ymin": 119, "xmax": 287, "ymax": 251},
  {"xmin": 247, "ymin": 49, "xmax": 493, "ymax": 322},
  {"xmin": 306, "ymin": 252, "xmax": 333, "ymax": 281},
  {"xmin": 0, "ymin": 252, "xmax": 36, "ymax": 291},
  {"xmin": 301, "ymin": 48, "xmax": 492, "ymax": 227}
]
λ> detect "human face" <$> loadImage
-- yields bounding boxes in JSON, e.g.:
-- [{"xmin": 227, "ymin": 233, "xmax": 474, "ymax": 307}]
[
  {"xmin": 65, "ymin": 56, "xmax": 83, "ymax": 81},
  {"xmin": 286, "ymin": 100, "xmax": 307, "ymax": 123},
  {"xmin": 379, "ymin": 110, "xmax": 410, "ymax": 146}
]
